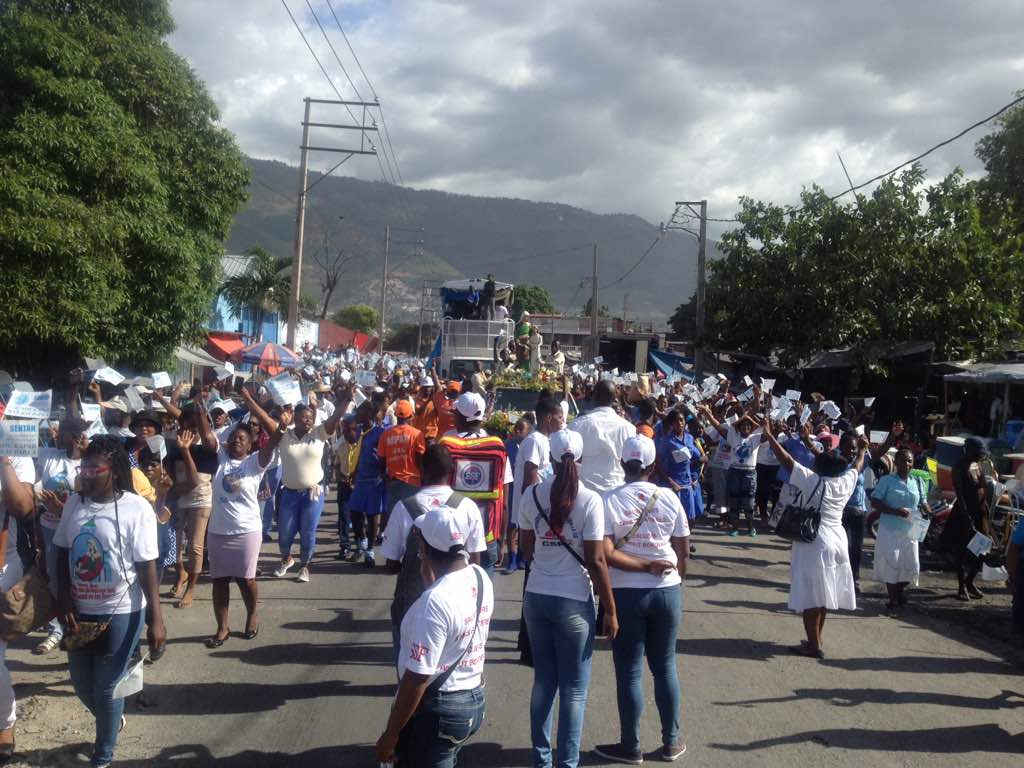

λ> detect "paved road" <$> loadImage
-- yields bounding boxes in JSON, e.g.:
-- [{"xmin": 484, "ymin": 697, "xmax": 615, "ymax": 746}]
[{"xmin": 8, "ymin": 499, "xmax": 1024, "ymax": 767}]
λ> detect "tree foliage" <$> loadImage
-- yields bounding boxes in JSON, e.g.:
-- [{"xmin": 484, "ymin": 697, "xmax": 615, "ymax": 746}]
[
  {"xmin": 582, "ymin": 298, "xmax": 610, "ymax": 317},
  {"xmin": 219, "ymin": 245, "xmax": 293, "ymax": 337},
  {"xmin": 333, "ymin": 304, "xmax": 380, "ymax": 334},
  {"xmin": 512, "ymin": 284, "xmax": 555, "ymax": 317},
  {"xmin": 668, "ymin": 294, "xmax": 697, "ymax": 340},
  {"xmin": 384, "ymin": 322, "xmax": 435, "ymax": 355},
  {"xmin": 977, "ymin": 91, "xmax": 1024, "ymax": 233},
  {"xmin": 705, "ymin": 165, "xmax": 1024, "ymax": 366},
  {"xmin": 0, "ymin": 0, "xmax": 249, "ymax": 373}
]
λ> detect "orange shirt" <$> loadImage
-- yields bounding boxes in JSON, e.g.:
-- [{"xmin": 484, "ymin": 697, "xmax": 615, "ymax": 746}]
[
  {"xmin": 413, "ymin": 396, "xmax": 439, "ymax": 440},
  {"xmin": 433, "ymin": 390, "xmax": 457, "ymax": 438},
  {"xmin": 381, "ymin": 424, "xmax": 426, "ymax": 485}
]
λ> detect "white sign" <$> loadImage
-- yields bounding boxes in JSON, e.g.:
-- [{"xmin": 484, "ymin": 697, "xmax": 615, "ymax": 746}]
[
  {"xmin": 760, "ymin": 378, "xmax": 776, "ymax": 392},
  {"xmin": 5, "ymin": 390, "xmax": 52, "ymax": 420},
  {"xmin": 799, "ymin": 405, "xmax": 812, "ymax": 426},
  {"xmin": 214, "ymin": 363, "xmax": 234, "ymax": 380},
  {"xmin": 822, "ymin": 401, "xmax": 842, "ymax": 420},
  {"xmin": 267, "ymin": 373, "xmax": 302, "ymax": 406},
  {"xmin": 93, "ymin": 367, "xmax": 125, "ymax": 386},
  {"xmin": 80, "ymin": 402, "xmax": 101, "ymax": 422},
  {"xmin": 869, "ymin": 430, "xmax": 889, "ymax": 445},
  {"xmin": 863, "ymin": 397, "xmax": 876, "ymax": 407},
  {"xmin": 742, "ymin": 376, "xmax": 753, "ymax": 387},
  {"xmin": 785, "ymin": 390, "xmax": 802, "ymax": 403},
  {"xmin": 146, "ymin": 435, "xmax": 167, "ymax": 460},
  {"xmin": 85, "ymin": 419, "xmax": 107, "ymax": 438},
  {"xmin": 356, "ymin": 370, "xmax": 377, "ymax": 388},
  {"xmin": 124, "ymin": 386, "xmax": 146, "ymax": 413},
  {"xmin": 0, "ymin": 421, "xmax": 39, "ymax": 457},
  {"xmin": 593, "ymin": 356, "xmax": 604, "ymax": 364},
  {"xmin": 151, "ymin": 371, "xmax": 171, "ymax": 389},
  {"xmin": 338, "ymin": 370, "xmax": 352, "ymax": 383}
]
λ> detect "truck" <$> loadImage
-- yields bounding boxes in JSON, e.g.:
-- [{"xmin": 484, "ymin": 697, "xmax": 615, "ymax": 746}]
[{"xmin": 433, "ymin": 278, "xmax": 516, "ymax": 378}]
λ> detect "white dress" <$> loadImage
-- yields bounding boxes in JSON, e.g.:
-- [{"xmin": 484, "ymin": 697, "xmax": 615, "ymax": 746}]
[{"xmin": 786, "ymin": 463, "xmax": 857, "ymax": 612}]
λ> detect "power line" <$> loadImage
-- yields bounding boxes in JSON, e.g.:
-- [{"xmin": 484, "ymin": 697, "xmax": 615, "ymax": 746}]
[
  {"xmin": 601, "ymin": 234, "xmax": 663, "ymax": 289},
  {"xmin": 705, "ymin": 92, "xmax": 1024, "ymax": 225},
  {"xmin": 304, "ymin": 0, "xmax": 363, "ymax": 102}
]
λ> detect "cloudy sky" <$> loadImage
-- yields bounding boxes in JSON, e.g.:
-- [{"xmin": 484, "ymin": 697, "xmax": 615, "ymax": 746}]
[{"xmin": 168, "ymin": 0, "xmax": 1024, "ymax": 233}]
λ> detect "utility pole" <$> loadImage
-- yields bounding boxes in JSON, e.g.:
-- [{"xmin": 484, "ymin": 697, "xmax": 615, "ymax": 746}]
[
  {"xmin": 590, "ymin": 243, "xmax": 599, "ymax": 360},
  {"xmin": 379, "ymin": 224, "xmax": 390, "ymax": 341},
  {"xmin": 285, "ymin": 97, "xmax": 380, "ymax": 349},
  {"xmin": 667, "ymin": 201, "xmax": 708, "ymax": 375}
]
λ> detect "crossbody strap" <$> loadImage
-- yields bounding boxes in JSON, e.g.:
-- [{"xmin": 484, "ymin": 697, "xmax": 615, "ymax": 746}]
[
  {"xmin": 614, "ymin": 488, "xmax": 661, "ymax": 550},
  {"xmin": 532, "ymin": 485, "xmax": 586, "ymax": 568},
  {"xmin": 426, "ymin": 566, "xmax": 484, "ymax": 695}
]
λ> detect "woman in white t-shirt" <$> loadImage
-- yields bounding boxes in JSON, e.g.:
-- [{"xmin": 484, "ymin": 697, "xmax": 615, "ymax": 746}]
[
  {"xmin": 203, "ymin": 417, "xmax": 286, "ymax": 649},
  {"xmin": 700, "ymin": 406, "xmax": 763, "ymax": 537},
  {"xmin": 518, "ymin": 429, "xmax": 617, "ymax": 768},
  {"xmin": 54, "ymin": 436, "xmax": 166, "ymax": 768},
  {"xmin": 376, "ymin": 506, "xmax": 493, "ymax": 766},
  {"xmin": 595, "ymin": 436, "xmax": 690, "ymax": 764}
]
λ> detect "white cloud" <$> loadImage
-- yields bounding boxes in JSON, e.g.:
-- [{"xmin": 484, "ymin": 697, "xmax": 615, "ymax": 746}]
[{"xmin": 168, "ymin": 0, "xmax": 1024, "ymax": 235}]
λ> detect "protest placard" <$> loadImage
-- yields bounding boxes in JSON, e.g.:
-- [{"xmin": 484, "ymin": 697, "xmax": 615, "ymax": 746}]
[
  {"xmin": 80, "ymin": 403, "xmax": 101, "ymax": 422},
  {"xmin": 356, "ymin": 370, "xmax": 377, "ymax": 388},
  {"xmin": 146, "ymin": 435, "xmax": 167, "ymax": 460},
  {"xmin": 593, "ymin": 356, "xmax": 604, "ymax": 364},
  {"xmin": 93, "ymin": 367, "xmax": 125, "ymax": 386},
  {"xmin": 0, "ymin": 421, "xmax": 39, "ymax": 457},
  {"xmin": 822, "ymin": 401, "xmax": 842, "ymax": 420},
  {"xmin": 124, "ymin": 386, "xmax": 146, "ymax": 413},
  {"xmin": 785, "ymin": 389, "xmax": 802, "ymax": 403},
  {"xmin": 869, "ymin": 430, "xmax": 888, "ymax": 445},
  {"xmin": 151, "ymin": 372, "xmax": 171, "ymax": 389},
  {"xmin": 5, "ymin": 390, "xmax": 52, "ymax": 420},
  {"xmin": 267, "ymin": 373, "xmax": 302, "ymax": 406}
]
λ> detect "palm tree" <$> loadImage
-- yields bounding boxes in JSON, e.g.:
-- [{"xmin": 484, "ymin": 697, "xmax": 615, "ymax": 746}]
[{"xmin": 219, "ymin": 245, "xmax": 293, "ymax": 341}]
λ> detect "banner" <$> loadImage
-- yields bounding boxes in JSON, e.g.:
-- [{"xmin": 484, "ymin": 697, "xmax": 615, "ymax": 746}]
[
  {"xmin": 5, "ymin": 390, "xmax": 52, "ymax": 420},
  {"xmin": 0, "ymin": 421, "xmax": 39, "ymax": 457}
]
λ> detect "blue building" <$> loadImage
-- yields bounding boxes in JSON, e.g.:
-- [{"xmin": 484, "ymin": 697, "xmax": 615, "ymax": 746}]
[{"xmin": 208, "ymin": 254, "xmax": 280, "ymax": 343}]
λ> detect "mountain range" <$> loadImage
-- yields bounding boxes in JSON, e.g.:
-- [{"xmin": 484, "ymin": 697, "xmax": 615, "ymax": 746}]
[{"xmin": 227, "ymin": 158, "xmax": 701, "ymax": 327}]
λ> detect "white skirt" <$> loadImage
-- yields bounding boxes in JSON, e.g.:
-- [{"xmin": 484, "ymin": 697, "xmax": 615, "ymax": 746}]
[
  {"xmin": 872, "ymin": 526, "xmax": 920, "ymax": 586},
  {"xmin": 788, "ymin": 522, "xmax": 857, "ymax": 612}
]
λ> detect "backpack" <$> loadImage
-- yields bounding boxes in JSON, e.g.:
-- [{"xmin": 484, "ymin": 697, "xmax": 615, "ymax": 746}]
[
  {"xmin": 438, "ymin": 434, "xmax": 508, "ymax": 544},
  {"xmin": 390, "ymin": 490, "xmax": 466, "ymax": 627}
]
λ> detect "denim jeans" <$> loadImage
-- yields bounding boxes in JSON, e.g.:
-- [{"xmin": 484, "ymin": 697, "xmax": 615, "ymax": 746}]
[
  {"xmin": 842, "ymin": 506, "xmax": 866, "ymax": 583},
  {"xmin": 261, "ymin": 465, "xmax": 282, "ymax": 536},
  {"xmin": 39, "ymin": 525, "xmax": 63, "ymax": 640},
  {"xmin": 278, "ymin": 487, "xmax": 325, "ymax": 564},
  {"xmin": 480, "ymin": 539, "xmax": 499, "ymax": 579},
  {"xmin": 68, "ymin": 610, "xmax": 144, "ymax": 766},
  {"xmin": 610, "ymin": 586, "xmax": 682, "ymax": 751},
  {"xmin": 398, "ymin": 686, "xmax": 485, "ymax": 768},
  {"xmin": 523, "ymin": 591, "xmax": 595, "ymax": 768},
  {"xmin": 336, "ymin": 481, "xmax": 352, "ymax": 542}
]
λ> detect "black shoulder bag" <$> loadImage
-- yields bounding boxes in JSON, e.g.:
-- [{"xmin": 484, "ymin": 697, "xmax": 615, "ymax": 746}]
[{"xmin": 775, "ymin": 477, "xmax": 824, "ymax": 543}]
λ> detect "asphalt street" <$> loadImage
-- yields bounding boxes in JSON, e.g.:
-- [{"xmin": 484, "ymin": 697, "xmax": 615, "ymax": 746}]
[{"xmin": 6, "ymin": 499, "xmax": 1024, "ymax": 767}]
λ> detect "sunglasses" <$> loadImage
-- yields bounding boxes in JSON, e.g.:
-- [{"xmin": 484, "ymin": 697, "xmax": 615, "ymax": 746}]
[{"xmin": 76, "ymin": 465, "xmax": 111, "ymax": 477}]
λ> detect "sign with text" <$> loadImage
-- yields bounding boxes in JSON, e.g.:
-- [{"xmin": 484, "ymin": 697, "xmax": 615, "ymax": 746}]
[
  {"xmin": 0, "ymin": 421, "xmax": 39, "ymax": 457},
  {"xmin": 5, "ymin": 390, "xmax": 52, "ymax": 420}
]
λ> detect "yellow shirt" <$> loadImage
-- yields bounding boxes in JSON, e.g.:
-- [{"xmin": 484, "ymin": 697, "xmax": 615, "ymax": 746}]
[
  {"xmin": 279, "ymin": 424, "xmax": 329, "ymax": 489},
  {"xmin": 131, "ymin": 468, "xmax": 156, "ymax": 504}
]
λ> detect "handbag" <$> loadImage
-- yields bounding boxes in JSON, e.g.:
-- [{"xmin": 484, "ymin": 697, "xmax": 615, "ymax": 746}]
[
  {"xmin": 775, "ymin": 478, "xmax": 824, "ymax": 543},
  {"xmin": 0, "ymin": 508, "xmax": 57, "ymax": 640}
]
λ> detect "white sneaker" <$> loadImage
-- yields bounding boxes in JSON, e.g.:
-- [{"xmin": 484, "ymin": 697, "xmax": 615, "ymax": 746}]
[
  {"xmin": 273, "ymin": 559, "xmax": 295, "ymax": 578},
  {"xmin": 297, "ymin": 566, "xmax": 310, "ymax": 583}
]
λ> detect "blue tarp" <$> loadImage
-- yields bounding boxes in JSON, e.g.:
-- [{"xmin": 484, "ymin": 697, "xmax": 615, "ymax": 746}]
[{"xmin": 649, "ymin": 349, "xmax": 694, "ymax": 378}]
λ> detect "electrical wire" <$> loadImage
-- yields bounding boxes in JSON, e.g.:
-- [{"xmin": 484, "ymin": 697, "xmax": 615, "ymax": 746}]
[{"xmin": 601, "ymin": 234, "xmax": 663, "ymax": 289}]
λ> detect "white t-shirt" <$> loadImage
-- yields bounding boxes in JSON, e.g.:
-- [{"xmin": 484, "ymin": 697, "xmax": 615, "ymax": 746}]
[
  {"xmin": 514, "ymin": 431, "xmax": 551, "ymax": 523},
  {"xmin": 568, "ymin": 407, "xmax": 637, "ymax": 492},
  {"xmin": 603, "ymin": 481, "xmax": 690, "ymax": 589},
  {"xmin": 36, "ymin": 448, "xmax": 79, "ymax": 529},
  {"xmin": 708, "ymin": 433, "xmax": 733, "ymax": 471},
  {"xmin": 53, "ymin": 491, "xmax": 158, "ymax": 616},
  {"xmin": 756, "ymin": 441, "xmax": 780, "ymax": 468},
  {"xmin": 520, "ymin": 476, "xmax": 604, "ymax": 601},
  {"xmin": 398, "ymin": 564, "xmax": 493, "ymax": 692},
  {"xmin": 214, "ymin": 423, "xmax": 235, "ymax": 444},
  {"xmin": 380, "ymin": 485, "xmax": 487, "ymax": 562},
  {"xmin": 209, "ymin": 452, "xmax": 269, "ymax": 536},
  {"xmin": 726, "ymin": 425, "xmax": 763, "ymax": 470},
  {"xmin": 0, "ymin": 458, "xmax": 34, "ymax": 566}
]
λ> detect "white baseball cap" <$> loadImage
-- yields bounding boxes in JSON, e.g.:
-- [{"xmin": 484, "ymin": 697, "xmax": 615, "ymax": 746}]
[
  {"xmin": 621, "ymin": 435, "xmax": 657, "ymax": 467},
  {"xmin": 455, "ymin": 392, "xmax": 486, "ymax": 421},
  {"xmin": 548, "ymin": 429, "xmax": 583, "ymax": 463},
  {"xmin": 414, "ymin": 505, "xmax": 467, "ymax": 553}
]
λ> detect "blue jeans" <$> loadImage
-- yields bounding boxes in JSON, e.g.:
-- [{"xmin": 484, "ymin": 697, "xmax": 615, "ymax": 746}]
[
  {"xmin": 610, "ymin": 586, "xmax": 682, "ymax": 751},
  {"xmin": 398, "ymin": 686, "xmax": 485, "ymax": 768},
  {"xmin": 278, "ymin": 487, "xmax": 325, "ymax": 564},
  {"xmin": 39, "ymin": 526, "xmax": 63, "ymax": 640},
  {"xmin": 480, "ymin": 539, "xmax": 499, "ymax": 579},
  {"xmin": 523, "ymin": 591, "xmax": 595, "ymax": 768},
  {"xmin": 67, "ymin": 610, "xmax": 144, "ymax": 766},
  {"xmin": 261, "ymin": 465, "xmax": 282, "ymax": 536}
]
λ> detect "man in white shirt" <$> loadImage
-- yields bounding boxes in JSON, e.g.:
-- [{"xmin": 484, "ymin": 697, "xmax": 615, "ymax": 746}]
[
  {"xmin": 569, "ymin": 380, "xmax": 637, "ymax": 492},
  {"xmin": 381, "ymin": 444, "xmax": 486, "ymax": 657}
]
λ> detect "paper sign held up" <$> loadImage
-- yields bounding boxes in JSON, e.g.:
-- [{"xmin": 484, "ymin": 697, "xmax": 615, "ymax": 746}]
[
  {"xmin": 94, "ymin": 367, "xmax": 125, "ymax": 386},
  {"xmin": 124, "ymin": 387, "xmax": 146, "ymax": 413},
  {"xmin": 799, "ymin": 405, "xmax": 812, "ymax": 425},
  {"xmin": 5, "ymin": 390, "xmax": 52, "ymax": 420},
  {"xmin": 80, "ymin": 403, "xmax": 101, "ymax": 422},
  {"xmin": 151, "ymin": 372, "xmax": 171, "ymax": 389},
  {"xmin": 869, "ymin": 430, "xmax": 888, "ymax": 444},
  {"xmin": 864, "ymin": 397, "xmax": 876, "ymax": 407},
  {"xmin": 146, "ymin": 435, "xmax": 167, "ymax": 460},
  {"xmin": 785, "ymin": 390, "xmax": 802, "ymax": 403},
  {"xmin": 742, "ymin": 376, "xmax": 753, "ymax": 387},
  {"xmin": 356, "ymin": 370, "xmax": 378, "ymax": 388},
  {"xmin": 0, "ymin": 421, "xmax": 39, "ymax": 457},
  {"xmin": 593, "ymin": 356, "xmax": 604, "ymax": 364},
  {"xmin": 267, "ymin": 373, "xmax": 302, "ymax": 406},
  {"xmin": 821, "ymin": 401, "xmax": 842, "ymax": 420}
]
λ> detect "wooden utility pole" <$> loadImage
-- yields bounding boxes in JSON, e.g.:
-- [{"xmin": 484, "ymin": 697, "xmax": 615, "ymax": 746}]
[
  {"xmin": 590, "ymin": 243, "xmax": 599, "ymax": 360},
  {"xmin": 285, "ymin": 97, "xmax": 380, "ymax": 349},
  {"xmin": 379, "ymin": 224, "xmax": 390, "ymax": 341}
]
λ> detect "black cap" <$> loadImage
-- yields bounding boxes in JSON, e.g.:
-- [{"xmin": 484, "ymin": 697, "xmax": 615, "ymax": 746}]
[{"xmin": 129, "ymin": 409, "xmax": 163, "ymax": 433}]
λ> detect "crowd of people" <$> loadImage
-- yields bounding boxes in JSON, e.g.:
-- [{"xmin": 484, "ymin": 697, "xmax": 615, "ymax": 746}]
[{"xmin": 0, "ymin": 338, "xmax": 1020, "ymax": 767}]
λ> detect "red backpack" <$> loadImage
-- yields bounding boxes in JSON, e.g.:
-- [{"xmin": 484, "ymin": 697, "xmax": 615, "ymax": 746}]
[{"xmin": 438, "ymin": 434, "xmax": 508, "ymax": 543}]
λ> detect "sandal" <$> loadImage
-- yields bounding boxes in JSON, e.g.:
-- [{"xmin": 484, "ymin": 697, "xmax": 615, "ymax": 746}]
[
  {"xmin": 243, "ymin": 624, "xmax": 261, "ymax": 640},
  {"xmin": 33, "ymin": 634, "xmax": 61, "ymax": 655},
  {"xmin": 204, "ymin": 634, "xmax": 230, "ymax": 649},
  {"xmin": 789, "ymin": 644, "xmax": 824, "ymax": 660}
]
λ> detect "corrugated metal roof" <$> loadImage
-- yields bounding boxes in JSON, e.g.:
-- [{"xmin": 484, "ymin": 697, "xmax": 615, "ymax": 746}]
[{"xmin": 221, "ymin": 254, "xmax": 252, "ymax": 280}]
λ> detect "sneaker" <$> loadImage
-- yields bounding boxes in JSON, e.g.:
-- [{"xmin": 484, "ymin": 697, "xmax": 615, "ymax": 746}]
[
  {"xmin": 364, "ymin": 551, "xmax": 376, "ymax": 568},
  {"xmin": 660, "ymin": 743, "xmax": 687, "ymax": 761},
  {"xmin": 297, "ymin": 566, "xmax": 310, "ymax": 583},
  {"xmin": 748, "ymin": 529, "xmax": 757, "ymax": 538},
  {"xmin": 594, "ymin": 743, "xmax": 643, "ymax": 765},
  {"xmin": 503, "ymin": 553, "xmax": 519, "ymax": 574},
  {"xmin": 728, "ymin": 530, "xmax": 739, "ymax": 538},
  {"xmin": 273, "ymin": 559, "xmax": 295, "ymax": 578}
]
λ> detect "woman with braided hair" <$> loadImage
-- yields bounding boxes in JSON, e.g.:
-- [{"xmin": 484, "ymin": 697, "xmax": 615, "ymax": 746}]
[{"xmin": 54, "ymin": 435, "xmax": 166, "ymax": 768}]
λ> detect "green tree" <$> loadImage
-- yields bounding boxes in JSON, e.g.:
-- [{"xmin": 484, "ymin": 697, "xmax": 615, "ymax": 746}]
[
  {"xmin": 976, "ymin": 91, "xmax": 1024, "ymax": 232},
  {"xmin": 0, "ymin": 0, "xmax": 249, "ymax": 373},
  {"xmin": 384, "ymin": 322, "xmax": 436, "ymax": 355},
  {"xmin": 668, "ymin": 294, "xmax": 698, "ymax": 340},
  {"xmin": 219, "ymin": 245, "xmax": 292, "ymax": 338},
  {"xmin": 333, "ymin": 304, "xmax": 380, "ymax": 334},
  {"xmin": 512, "ymin": 284, "xmax": 555, "ymax": 317},
  {"xmin": 582, "ymin": 298, "xmax": 611, "ymax": 317},
  {"xmin": 706, "ymin": 165, "xmax": 1024, "ymax": 366}
]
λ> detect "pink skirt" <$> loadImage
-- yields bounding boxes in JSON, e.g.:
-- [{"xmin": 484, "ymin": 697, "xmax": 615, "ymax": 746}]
[{"xmin": 208, "ymin": 531, "xmax": 262, "ymax": 580}]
